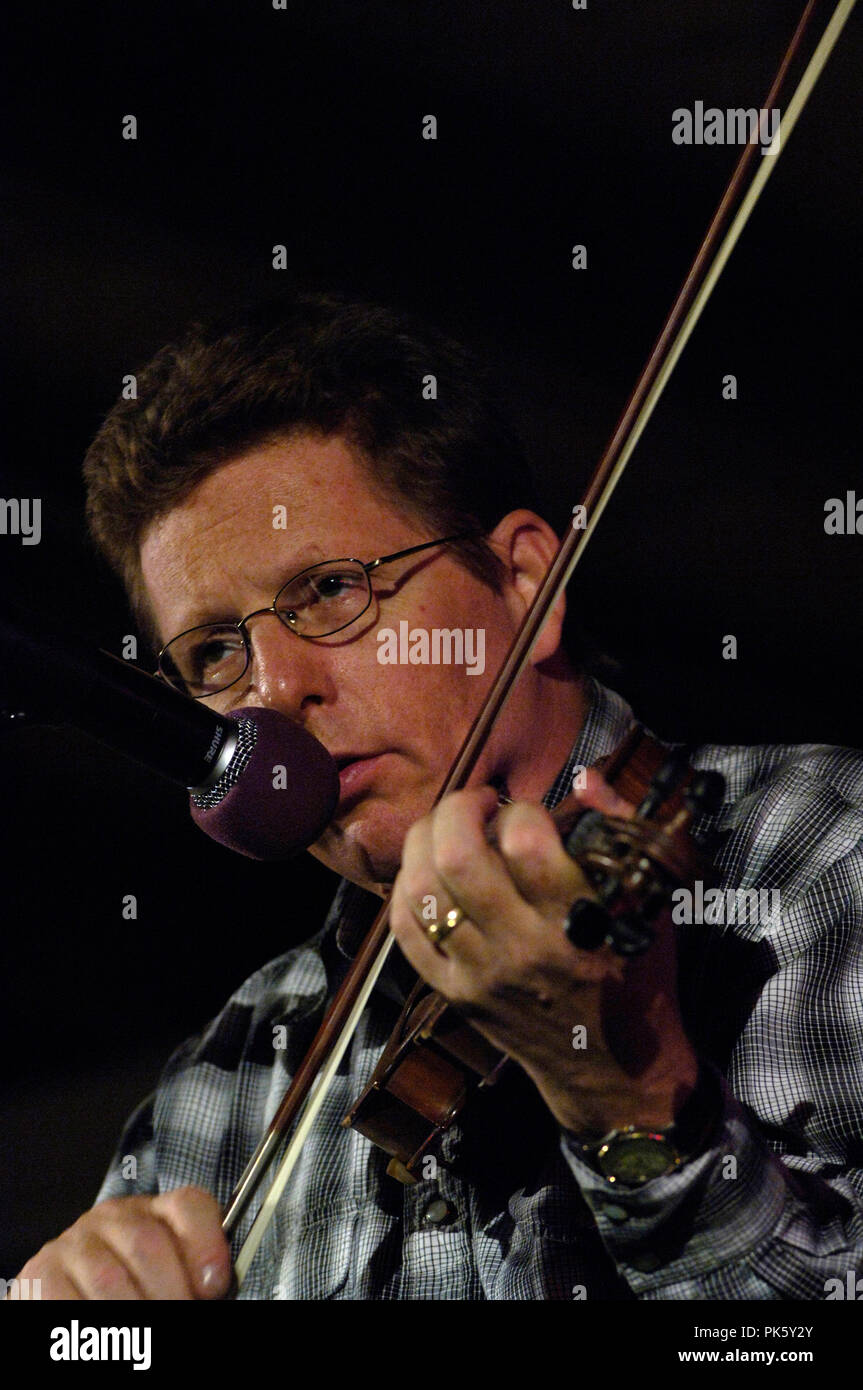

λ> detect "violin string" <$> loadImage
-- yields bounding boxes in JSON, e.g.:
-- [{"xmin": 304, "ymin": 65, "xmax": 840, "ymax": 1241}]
[{"xmin": 228, "ymin": 0, "xmax": 856, "ymax": 1290}]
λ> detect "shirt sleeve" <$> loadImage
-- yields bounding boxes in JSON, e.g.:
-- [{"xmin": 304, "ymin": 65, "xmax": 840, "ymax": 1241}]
[
  {"xmin": 93, "ymin": 1091, "xmax": 160, "ymax": 1203},
  {"xmin": 559, "ymin": 842, "xmax": 863, "ymax": 1299}
]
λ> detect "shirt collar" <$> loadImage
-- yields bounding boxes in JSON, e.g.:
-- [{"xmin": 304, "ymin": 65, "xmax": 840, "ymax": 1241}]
[
  {"xmin": 330, "ymin": 679, "xmax": 639, "ymax": 960},
  {"xmin": 541, "ymin": 678, "xmax": 638, "ymax": 810}
]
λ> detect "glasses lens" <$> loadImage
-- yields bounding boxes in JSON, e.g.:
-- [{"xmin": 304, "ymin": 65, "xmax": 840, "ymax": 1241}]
[
  {"xmin": 275, "ymin": 561, "xmax": 370, "ymax": 636},
  {"xmin": 160, "ymin": 624, "xmax": 247, "ymax": 696}
]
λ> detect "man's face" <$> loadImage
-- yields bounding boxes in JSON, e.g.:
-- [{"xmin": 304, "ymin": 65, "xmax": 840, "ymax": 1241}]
[{"xmin": 139, "ymin": 433, "xmax": 531, "ymax": 889}]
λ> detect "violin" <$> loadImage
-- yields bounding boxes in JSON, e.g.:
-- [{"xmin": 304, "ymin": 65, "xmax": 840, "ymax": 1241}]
[
  {"xmin": 215, "ymin": 0, "xmax": 857, "ymax": 1287},
  {"xmin": 345, "ymin": 726, "xmax": 726, "ymax": 1185}
]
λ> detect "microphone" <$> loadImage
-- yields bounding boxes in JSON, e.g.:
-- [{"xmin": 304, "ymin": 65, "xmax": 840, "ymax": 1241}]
[{"xmin": 0, "ymin": 614, "xmax": 340, "ymax": 859}]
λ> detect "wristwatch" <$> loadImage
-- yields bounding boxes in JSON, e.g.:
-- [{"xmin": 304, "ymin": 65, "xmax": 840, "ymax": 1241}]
[{"xmin": 571, "ymin": 1066, "xmax": 721, "ymax": 1187}]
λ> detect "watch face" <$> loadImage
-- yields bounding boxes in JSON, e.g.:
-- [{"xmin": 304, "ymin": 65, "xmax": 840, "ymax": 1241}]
[{"xmin": 597, "ymin": 1133, "xmax": 680, "ymax": 1185}]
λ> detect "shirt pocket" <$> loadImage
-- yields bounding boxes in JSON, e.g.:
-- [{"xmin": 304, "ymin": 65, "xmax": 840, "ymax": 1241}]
[{"xmin": 240, "ymin": 1201, "xmax": 358, "ymax": 1300}]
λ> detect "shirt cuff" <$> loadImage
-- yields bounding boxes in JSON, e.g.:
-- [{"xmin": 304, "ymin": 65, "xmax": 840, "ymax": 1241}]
[{"xmin": 559, "ymin": 1067, "xmax": 790, "ymax": 1292}]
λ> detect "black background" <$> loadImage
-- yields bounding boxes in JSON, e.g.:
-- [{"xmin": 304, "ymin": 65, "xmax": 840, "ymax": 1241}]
[{"xmin": 1, "ymin": 0, "xmax": 861, "ymax": 1281}]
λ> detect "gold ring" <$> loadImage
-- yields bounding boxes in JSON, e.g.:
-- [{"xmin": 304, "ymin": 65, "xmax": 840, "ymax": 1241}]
[{"xmin": 424, "ymin": 906, "xmax": 465, "ymax": 948}]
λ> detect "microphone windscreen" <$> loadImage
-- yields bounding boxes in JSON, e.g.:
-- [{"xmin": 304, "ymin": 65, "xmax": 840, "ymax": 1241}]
[{"xmin": 189, "ymin": 706, "xmax": 339, "ymax": 859}]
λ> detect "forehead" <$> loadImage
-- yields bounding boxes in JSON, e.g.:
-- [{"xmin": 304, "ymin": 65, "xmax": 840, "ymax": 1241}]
[{"xmin": 138, "ymin": 432, "xmax": 417, "ymax": 640}]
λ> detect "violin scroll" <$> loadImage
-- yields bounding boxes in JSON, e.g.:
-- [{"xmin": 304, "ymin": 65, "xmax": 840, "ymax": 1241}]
[{"xmin": 561, "ymin": 753, "xmax": 725, "ymax": 957}]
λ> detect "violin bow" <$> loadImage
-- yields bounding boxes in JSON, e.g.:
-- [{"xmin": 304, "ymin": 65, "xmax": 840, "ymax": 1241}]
[{"xmin": 221, "ymin": 0, "xmax": 857, "ymax": 1288}]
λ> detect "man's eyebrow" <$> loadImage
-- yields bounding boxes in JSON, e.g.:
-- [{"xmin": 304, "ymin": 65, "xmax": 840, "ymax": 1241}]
[{"xmin": 169, "ymin": 545, "xmax": 334, "ymax": 632}]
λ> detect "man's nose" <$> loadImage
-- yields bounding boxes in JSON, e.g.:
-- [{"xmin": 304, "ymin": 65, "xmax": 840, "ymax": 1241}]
[{"xmin": 240, "ymin": 612, "xmax": 335, "ymax": 718}]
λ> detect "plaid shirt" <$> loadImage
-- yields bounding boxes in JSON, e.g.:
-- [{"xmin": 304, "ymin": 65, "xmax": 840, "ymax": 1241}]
[{"xmin": 97, "ymin": 681, "xmax": 863, "ymax": 1300}]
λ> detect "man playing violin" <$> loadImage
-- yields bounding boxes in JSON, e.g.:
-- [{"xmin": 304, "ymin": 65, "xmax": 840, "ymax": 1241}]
[{"xmin": 15, "ymin": 293, "xmax": 863, "ymax": 1300}]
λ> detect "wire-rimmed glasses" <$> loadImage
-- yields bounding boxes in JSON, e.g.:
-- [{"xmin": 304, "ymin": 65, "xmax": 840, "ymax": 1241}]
[{"xmin": 157, "ymin": 531, "xmax": 478, "ymax": 699}]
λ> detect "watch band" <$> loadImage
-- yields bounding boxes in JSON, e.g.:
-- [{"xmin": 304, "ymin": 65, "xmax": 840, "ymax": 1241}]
[{"xmin": 571, "ymin": 1064, "xmax": 723, "ymax": 1186}]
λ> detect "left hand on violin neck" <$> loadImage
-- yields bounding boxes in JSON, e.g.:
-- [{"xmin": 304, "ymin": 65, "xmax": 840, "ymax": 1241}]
[{"xmin": 388, "ymin": 773, "xmax": 700, "ymax": 1138}]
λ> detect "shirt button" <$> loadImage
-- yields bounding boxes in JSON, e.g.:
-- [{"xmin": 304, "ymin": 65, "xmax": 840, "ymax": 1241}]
[
  {"xmin": 422, "ymin": 1197, "xmax": 456, "ymax": 1226},
  {"xmin": 597, "ymin": 1203, "xmax": 629, "ymax": 1223}
]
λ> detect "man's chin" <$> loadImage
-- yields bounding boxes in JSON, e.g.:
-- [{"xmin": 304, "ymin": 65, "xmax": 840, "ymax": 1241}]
[{"xmin": 309, "ymin": 803, "xmax": 407, "ymax": 890}]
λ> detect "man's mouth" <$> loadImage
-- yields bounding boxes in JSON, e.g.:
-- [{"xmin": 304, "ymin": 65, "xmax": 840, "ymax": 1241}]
[{"xmin": 332, "ymin": 752, "xmax": 389, "ymax": 808}]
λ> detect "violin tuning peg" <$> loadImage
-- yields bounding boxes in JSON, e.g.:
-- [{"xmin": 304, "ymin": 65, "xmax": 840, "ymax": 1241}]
[
  {"xmin": 564, "ymin": 898, "xmax": 612, "ymax": 950},
  {"xmin": 636, "ymin": 747, "xmax": 690, "ymax": 819},
  {"xmin": 684, "ymin": 770, "xmax": 725, "ymax": 817},
  {"xmin": 606, "ymin": 915, "xmax": 655, "ymax": 957}
]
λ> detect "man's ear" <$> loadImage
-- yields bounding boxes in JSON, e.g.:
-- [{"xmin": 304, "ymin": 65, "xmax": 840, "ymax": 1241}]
[{"xmin": 487, "ymin": 510, "xmax": 566, "ymax": 666}]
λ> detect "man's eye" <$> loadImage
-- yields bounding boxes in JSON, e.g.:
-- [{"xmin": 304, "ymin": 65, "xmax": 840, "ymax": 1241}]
[
  {"xmin": 193, "ymin": 634, "xmax": 244, "ymax": 671},
  {"xmin": 313, "ymin": 573, "xmax": 360, "ymax": 599},
  {"xmin": 200, "ymin": 641, "xmax": 228, "ymax": 666},
  {"xmin": 285, "ymin": 571, "xmax": 364, "ymax": 609}
]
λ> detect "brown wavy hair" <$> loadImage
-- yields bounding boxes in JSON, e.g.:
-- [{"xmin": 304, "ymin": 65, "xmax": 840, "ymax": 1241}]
[{"xmin": 83, "ymin": 291, "xmax": 542, "ymax": 648}]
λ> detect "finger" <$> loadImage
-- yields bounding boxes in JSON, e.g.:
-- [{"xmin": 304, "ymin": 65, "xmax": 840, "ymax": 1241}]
[
  {"xmin": 397, "ymin": 811, "xmax": 439, "ymax": 925},
  {"xmin": 494, "ymin": 800, "xmax": 594, "ymax": 918},
  {"xmin": 90, "ymin": 1208, "xmax": 197, "ymax": 1300},
  {"xmin": 393, "ymin": 805, "xmax": 489, "ymax": 965},
  {"xmin": 571, "ymin": 768, "xmax": 635, "ymax": 818},
  {"xmin": 400, "ymin": 841, "xmax": 470, "ymax": 941},
  {"xmin": 150, "ymin": 1187, "xmax": 232, "ymax": 1299},
  {"xmin": 59, "ymin": 1224, "xmax": 157, "ymax": 1300},
  {"xmin": 11, "ymin": 1248, "xmax": 88, "ymax": 1300},
  {"xmin": 391, "ymin": 855, "xmax": 485, "ymax": 977},
  {"xmin": 428, "ymin": 787, "xmax": 528, "ymax": 933}
]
